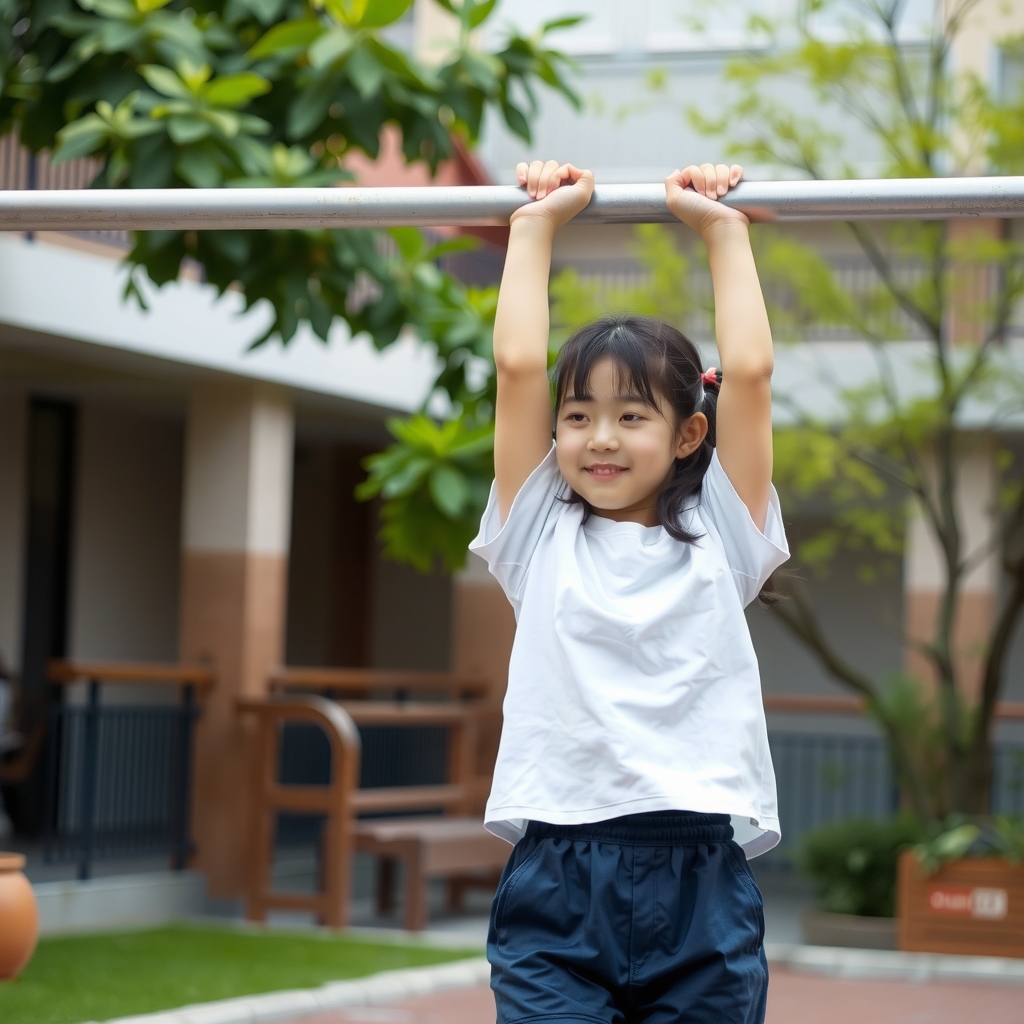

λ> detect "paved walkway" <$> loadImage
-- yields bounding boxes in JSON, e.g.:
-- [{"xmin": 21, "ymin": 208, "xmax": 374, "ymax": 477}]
[{"xmin": 290, "ymin": 970, "xmax": 1024, "ymax": 1024}]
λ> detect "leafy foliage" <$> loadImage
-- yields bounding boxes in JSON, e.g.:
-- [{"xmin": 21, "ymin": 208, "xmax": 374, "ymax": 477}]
[
  {"xmin": 800, "ymin": 813, "xmax": 926, "ymax": 917},
  {"xmin": 802, "ymin": 811, "xmax": 1024, "ymax": 915},
  {"xmin": 357, "ymin": 411, "xmax": 494, "ymax": 571},
  {"xmin": 0, "ymin": 0, "xmax": 579, "ymax": 346},
  {"xmin": 0, "ymin": 0, "xmax": 584, "ymax": 571},
  {"xmin": 912, "ymin": 815, "xmax": 1024, "ymax": 875}
]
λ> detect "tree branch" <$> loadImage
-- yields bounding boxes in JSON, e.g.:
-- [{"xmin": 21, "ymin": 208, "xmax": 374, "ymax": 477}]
[
  {"xmin": 845, "ymin": 222, "xmax": 942, "ymax": 340},
  {"xmin": 769, "ymin": 577, "xmax": 933, "ymax": 818},
  {"xmin": 977, "ymin": 554, "xmax": 1024, "ymax": 746}
]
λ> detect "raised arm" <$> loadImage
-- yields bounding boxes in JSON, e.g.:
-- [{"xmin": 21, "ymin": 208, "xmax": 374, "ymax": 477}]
[
  {"xmin": 666, "ymin": 164, "xmax": 774, "ymax": 530},
  {"xmin": 494, "ymin": 160, "xmax": 594, "ymax": 522}
]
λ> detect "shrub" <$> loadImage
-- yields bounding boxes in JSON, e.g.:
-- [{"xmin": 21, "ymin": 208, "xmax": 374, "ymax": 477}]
[{"xmin": 800, "ymin": 814, "xmax": 927, "ymax": 917}]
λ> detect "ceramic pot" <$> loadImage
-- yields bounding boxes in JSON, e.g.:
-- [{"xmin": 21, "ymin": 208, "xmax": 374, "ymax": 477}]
[{"xmin": 0, "ymin": 852, "xmax": 38, "ymax": 978}]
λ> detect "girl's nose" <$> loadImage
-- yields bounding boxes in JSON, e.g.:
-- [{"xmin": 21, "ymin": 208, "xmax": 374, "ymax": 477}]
[{"xmin": 587, "ymin": 429, "xmax": 619, "ymax": 451}]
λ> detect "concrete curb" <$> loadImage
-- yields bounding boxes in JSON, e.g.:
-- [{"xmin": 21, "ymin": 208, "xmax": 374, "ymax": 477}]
[
  {"xmin": 35, "ymin": 872, "xmax": 206, "ymax": 936},
  {"xmin": 86, "ymin": 957, "xmax": 490, "ymax": 1024},
  {"xmin": 766, "ymin": 943, "xmax": 1024, "ymax": 984}
]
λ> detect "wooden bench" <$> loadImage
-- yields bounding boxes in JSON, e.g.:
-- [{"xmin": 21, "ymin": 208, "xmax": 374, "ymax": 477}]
[
  {"xmin": 356, "ymin": 816, "xmax": 510, "ymax": 930},
  {"xmin": 268, "ymin": 666, "xmax": 491, "ymax": 702},
  {"xmin": 239, "ymin": 690, "xmax": 503, "ymax": 929}
]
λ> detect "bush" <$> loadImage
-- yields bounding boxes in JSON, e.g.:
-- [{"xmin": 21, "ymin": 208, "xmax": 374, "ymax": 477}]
[{"xmin": 800, "ymin": 814, "xmax": 926, "ymax": 917}]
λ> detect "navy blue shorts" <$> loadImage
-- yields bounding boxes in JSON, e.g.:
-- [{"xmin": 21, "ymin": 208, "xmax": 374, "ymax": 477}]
[{"xmin": 487, "ymin": 811, "xmax": 767, "ymax": 1024}]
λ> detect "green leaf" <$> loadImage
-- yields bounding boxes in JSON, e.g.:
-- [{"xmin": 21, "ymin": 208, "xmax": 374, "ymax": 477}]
[
  {"xmin": 175, "ymin": 145, "xmax": 223, "ymax": 187},
  {"xmin": 204, "ymin": 72, "xmax": 271, "ymax": 108},
  {"xmin": 501, "ymin": 100, "xmax": 531, "ymax": 140},
  {"xmin": 381, "ymin": 455, "xmax": 433, "ymax": 498},
  {"xmin": 447, "ymin": 428, "xmax": 494, "ymax": 460},
  {"xmin": 322, "ymin": 0, "xmax": 366, "ymax": 26},
  {"xmin": 388, "ymin": 226, "xmax": 424, "ymax": 261},
  {"xmin": 140, "ymin": 65, "xmax": 191, "ymax": 99},
  {"xmin": 346, "ymin": 43, "xmax": 386, "ymax": 98},
  {"xmin": 542, "ymin": 15, "xmax": 586, "ymax": 32},
  {"xmin": 135, "ymin": 0, "xmax": 173, "ymax": 11},
  {"xmin": 97, "ymin": 20, "xmax": 145, "ymax": 52},
  {"xmin": 429, "ymin": 464, "xmax": 470, "ymax": 518},
  {"xmin": 248, "ymin": 18, "xmax": 324, "ymax": 59},
  {"xmin": 286, "ymin": 75, "xmax": 338, "ymax": 138},
  {"xmin": 422, "ymin": 235, "xmax": 479, "ymax": 261},
  {"xmin": 52, "ymin": 116, "xmax": 111, "ymax": 161},
  {"xmin": 239, "ymin": 0, "xmax": 288, "ymax": 25},
  {"xmin": 468, "ymin": 0, "xmax": 498, "ymax": 29},
  {"xmin": 166, "ymin": 115, "xmax": 211, "ymax": 143},
  {"xmin": 307, "ymin": 27, "xmax": 356, "ymax": 69},
  {"xmin": 359, "ymin": 0, "xmax": 413, "ymax": 28}
]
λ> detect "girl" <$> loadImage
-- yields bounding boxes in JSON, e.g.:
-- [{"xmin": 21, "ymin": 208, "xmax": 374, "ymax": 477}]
[{"xmin": 470, "ymin": 160, "xmax": 789, "ymax": 1024}]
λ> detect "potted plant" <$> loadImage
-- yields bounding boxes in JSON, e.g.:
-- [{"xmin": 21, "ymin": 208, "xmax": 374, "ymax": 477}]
[
  {"xmin": 897, "ymin": 818, "xmax": 1024, "ymax": 957},
  {"xmin": 800, "ymin": 814, "xmax": 925, "ymax": 949}
]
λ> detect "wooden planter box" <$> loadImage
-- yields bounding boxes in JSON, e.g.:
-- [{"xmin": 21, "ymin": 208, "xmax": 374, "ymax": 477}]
[{"xmin": 897, "ymin": 850, "xmax": 1024, "ymax": 957}]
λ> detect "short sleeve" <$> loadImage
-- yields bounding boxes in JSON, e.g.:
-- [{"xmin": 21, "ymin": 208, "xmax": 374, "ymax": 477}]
[
  {"xmin": 469, "ymin": 443, "xmax": 566, "ymax": 609},
  {"xmin": 699, "ymin": 451, "xmax": 790, "ymax": 608}
]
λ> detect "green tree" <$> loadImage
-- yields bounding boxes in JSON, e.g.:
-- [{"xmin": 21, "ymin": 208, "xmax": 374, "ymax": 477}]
[
  {"xmin": 680, "ymin": 0, "xmax": 1024, "ymax": 820},
  {"xmin": 0, "ymin": 0, "xmax": 580, "ymax": 566},
  {"xmin": 364, "ymin": 0, "xmax": 1024, "ymax": 824}
]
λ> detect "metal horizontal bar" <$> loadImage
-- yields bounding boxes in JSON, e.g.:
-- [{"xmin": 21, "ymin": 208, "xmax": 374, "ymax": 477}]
[{"xmin": 0, "ymin": 176, "xmax": 1022, "ymax": 231}]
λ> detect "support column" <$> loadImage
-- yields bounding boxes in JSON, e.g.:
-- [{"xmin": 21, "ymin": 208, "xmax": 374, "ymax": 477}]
[
  {"xmin": 904, "ymin": 445, "xmax": 999, "ymax": 700},
  {"xmin": 451, "ymin": 553, "xmax": 515, "ymax": 787},
  {"xmin": 179, "ymin": 380, "xmax": 293, "ymax": 898},
  {"xmin": 451, "ymin": 553, "xmax": 515, "ymax": 701}
]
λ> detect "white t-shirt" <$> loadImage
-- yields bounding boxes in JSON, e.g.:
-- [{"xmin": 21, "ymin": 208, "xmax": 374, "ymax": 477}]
[{"xmin": 469, "ymin": 444, "xmax": 791, "ymax": 857}]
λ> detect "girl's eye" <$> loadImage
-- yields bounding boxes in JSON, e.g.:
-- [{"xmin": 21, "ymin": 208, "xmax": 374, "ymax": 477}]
[
  {"xmin": 566, "ymin": 413, "xmax": 587, "ymax": 423},
  {"xmin": 621, "ymin": 413, "xmax": 644, "ymax": 423}
]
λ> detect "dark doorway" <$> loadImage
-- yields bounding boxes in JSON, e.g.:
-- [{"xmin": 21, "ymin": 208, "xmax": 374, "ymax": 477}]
[{"xmin": 3, "ymin": 399, "xmax": 77, "ymax": 836}]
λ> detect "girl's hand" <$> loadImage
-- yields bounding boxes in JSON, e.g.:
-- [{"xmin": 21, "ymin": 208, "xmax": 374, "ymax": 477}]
[
  {"xmin": 510, "ymin": 160, "xmax": 595, "ymax": 230},
  {"xmin": 666, "ymin": 164, "xmax": 748, "ymax": 237}
]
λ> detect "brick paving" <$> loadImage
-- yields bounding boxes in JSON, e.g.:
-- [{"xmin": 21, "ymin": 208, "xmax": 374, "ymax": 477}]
[{"xmin": 289, "ymin": 970, "xmax": 1024, "ymax": 1024}]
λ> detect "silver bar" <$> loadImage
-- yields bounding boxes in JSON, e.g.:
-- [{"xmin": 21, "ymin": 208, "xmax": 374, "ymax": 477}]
[{"xmin": 0, "ymin": 176, "xmax": 1022, "ymax": 231}]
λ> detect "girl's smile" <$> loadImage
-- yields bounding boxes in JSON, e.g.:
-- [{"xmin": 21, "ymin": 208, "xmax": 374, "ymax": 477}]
[{"xmin": 585, "ymin": 463, "xmax": 628, "ymax": 478}]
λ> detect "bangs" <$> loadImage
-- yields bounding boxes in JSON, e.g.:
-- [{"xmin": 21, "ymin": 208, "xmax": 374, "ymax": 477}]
[{"xmin": 556, "ymin": 317, "xmax": 664, "ymax": 409}]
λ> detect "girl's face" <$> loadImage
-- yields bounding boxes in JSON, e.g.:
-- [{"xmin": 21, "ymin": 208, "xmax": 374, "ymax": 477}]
[{"xmin": 555, "ymin": 356, "xmax": 707, "ymax": 527}]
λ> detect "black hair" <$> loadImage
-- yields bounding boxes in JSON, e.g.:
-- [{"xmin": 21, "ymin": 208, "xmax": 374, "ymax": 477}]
[
  {"xmin": 553, "ymin": 313, "xmax": 778, "ymax": 603},
  {"xmin": 554, "ymin": 313, "xmax": 716, "ymax": 545}
]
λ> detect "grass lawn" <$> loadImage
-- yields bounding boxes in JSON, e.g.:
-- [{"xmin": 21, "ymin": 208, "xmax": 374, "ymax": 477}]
[{"xmin": 0, "ymin": 923, "xmax": 479, "ymax": 1024}]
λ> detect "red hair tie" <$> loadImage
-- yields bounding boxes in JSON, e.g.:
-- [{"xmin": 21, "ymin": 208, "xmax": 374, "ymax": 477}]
[{"xmin": 701, "ymin": 367, "xmax": 720, "ymax": 388}]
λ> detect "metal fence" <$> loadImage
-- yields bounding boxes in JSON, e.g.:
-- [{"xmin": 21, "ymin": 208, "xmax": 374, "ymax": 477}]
[
  {"xmin": 767, "ymin": 731, "xmax": 1024, "ymax": 861},
  {"xmin": 565, "ymin": 256, "xmax": 1015, "ymax": 344},
  {"xmin": 0, "ymin": 134, "xmax": 130, "ymax": 249},
  {"xmin": 44, "ymin": 683, "xmax": 198, "ymax": 879}
]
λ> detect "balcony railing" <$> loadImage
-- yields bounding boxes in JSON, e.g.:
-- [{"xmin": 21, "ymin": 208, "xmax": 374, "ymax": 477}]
[
  {"xmin": 762, "ymin": 694, "xmax": 1024, "ymax": 859},
  {"xmin": 44, "ymin": 660, "xmax": 213, "ymax": 880}
]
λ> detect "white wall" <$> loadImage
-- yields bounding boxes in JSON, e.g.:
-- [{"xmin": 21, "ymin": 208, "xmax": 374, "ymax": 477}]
[
  {"xmin": 748, "ymin": 520, "xmax": 905, "ymax": 699},
  {"xmin": 0, "ymin": 389, "xmax": 26, "ymax": 674},
  {"xmin": 0, "ymin": 236, "xmax": 439, "ymax": 414},
  {"xmin": 67, "ymin": 403, "xmax": 184, "ymax": 664},
  {"xmin": 473, "ymin": 0, "xmax": 929, "ymax": 185}
]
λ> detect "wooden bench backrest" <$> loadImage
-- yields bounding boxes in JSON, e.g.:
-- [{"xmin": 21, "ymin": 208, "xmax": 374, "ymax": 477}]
[
  {"xmin": 267, "ymin": 667, "xmax": 489, "ymax": 701},
  {"xmin": 237, "ymin": 694, "xmax": 492, "ymax": 927}
]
